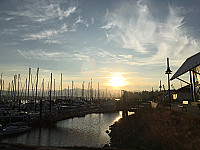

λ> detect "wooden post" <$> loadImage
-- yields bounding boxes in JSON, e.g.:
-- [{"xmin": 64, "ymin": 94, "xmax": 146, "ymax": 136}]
[
  {"xmin": 192, "ymin": 70, "xmax": 196, "ymax": 102},
  {"xmin": 189, "ymin": 71, "xmax": 195, "ymax": 102}
]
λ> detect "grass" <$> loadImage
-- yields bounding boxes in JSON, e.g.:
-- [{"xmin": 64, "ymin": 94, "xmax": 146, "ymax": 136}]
[{"xmin": 109, "ymin": 107, "xmax": 200, "ymax": 150}]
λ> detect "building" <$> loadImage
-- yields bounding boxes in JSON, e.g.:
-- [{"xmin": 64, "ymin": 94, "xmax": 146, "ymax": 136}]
[
  {"xmin": 172, "ymin": 85, "xmax": 192, "ymax": 102},
  {"xmin": 171, "ymin": 52, "xmax": 200, "ymax": 102}
]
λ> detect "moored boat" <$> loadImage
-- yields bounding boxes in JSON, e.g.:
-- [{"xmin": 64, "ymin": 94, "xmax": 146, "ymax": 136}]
[{"xmin": 0, "ymin": 123, "xmax": 31, "ymax": 136}]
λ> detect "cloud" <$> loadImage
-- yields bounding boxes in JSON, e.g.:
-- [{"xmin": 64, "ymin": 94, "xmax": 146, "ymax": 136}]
[
  {"xmin": 23, "ymin": 23, "xmax": 68, "ymax": 41},
  {"xmin": 119, "ymin": 55, "xmax": 132, "ymax": 59},
  {"xmin": 17, "ymin": 49, "xmax": 90, "ymax": 62},
  {"xmin": 1, "ymin": 29, "xmax": 18, "ymax": 35},
  {"xmin": 71, "ymin": 16, "xmax": 90, "ymax": 31},
  {"xmin": 6, "ymin": 1, "xmax": 77, "ymax": 22},
  {"xmin": 102, "ymin": 0, "xmax": 200, "ymax": 67},
  {"xmin": 91, "ymin": 17, "xmax": 94, "ymax": 24}
]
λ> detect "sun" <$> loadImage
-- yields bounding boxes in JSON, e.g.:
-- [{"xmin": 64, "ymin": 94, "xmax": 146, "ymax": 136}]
[{"xmin": 109, "ymin": 73, "xmax": 126, "ymax": 87}]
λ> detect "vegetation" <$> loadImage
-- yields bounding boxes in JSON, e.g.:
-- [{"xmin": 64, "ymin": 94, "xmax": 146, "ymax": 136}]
[{"xmin": 109, "ymin": 107, "xmax": 200, "ymax": 150}]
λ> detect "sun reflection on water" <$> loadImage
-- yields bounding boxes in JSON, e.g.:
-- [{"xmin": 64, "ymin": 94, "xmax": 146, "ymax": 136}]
[
  {"xmin": 113, "ymin": 111, "xmax": 135, "ymax": 123},
  {"xmin": 114, "ymin": 116, "xmax": 122, "ymax": 122}
]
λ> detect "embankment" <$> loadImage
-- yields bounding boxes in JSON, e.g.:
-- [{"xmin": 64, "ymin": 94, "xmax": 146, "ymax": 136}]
[{"xmin": 109, "ymin": 107, "xmax": 200, "ymax": 150}]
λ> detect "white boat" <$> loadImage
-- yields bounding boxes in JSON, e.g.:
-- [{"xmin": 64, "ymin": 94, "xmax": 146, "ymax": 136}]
[{"xmin": 0, "ymin": 125, "xmax": 31, "ymax": 136}]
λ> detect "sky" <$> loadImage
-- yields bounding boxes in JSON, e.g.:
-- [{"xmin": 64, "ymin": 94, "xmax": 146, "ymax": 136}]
[{"xmin": 0, "ymin": 0, "xmax": 200, "ymax": 92}]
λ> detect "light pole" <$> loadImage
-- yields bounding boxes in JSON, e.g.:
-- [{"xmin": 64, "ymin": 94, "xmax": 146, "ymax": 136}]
[{"xmin": 165, "ymin": 58, "xmax": 172, "ymax": 110}]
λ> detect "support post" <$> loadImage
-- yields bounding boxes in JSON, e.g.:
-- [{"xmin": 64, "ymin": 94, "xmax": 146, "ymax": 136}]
[{"xmin": 189, "ymin": 71, "xmax": 195, "ymax": 102}]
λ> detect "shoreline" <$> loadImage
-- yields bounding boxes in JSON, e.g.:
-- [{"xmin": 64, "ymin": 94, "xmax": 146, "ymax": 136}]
[{"xmin": 108, "ymin": 106, "xmax": 200, "ymax": 150}]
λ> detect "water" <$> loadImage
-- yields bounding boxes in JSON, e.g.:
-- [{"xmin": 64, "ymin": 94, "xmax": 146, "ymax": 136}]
[{"xmin": 0, "ymin": 111, "xmax": 134, "ymax": 148}]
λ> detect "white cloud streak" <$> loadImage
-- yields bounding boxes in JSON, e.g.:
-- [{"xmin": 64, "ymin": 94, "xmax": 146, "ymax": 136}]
[
  {"xmin": 23, "ymin": 23, "xmax": 67, "ymax": 41},
  {"xmin": 17, "ymin": 49, "xmax": 90, "ymax": 62},
  {"xmin": 102, "ymin": 0, "xmax": 200, "ymax": 67},
  {"xmin": 7, "ymin": 2, "xmax": 77, "ymax": 22}
]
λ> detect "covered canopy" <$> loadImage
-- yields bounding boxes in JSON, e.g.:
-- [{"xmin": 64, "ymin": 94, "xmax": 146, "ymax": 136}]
[{"xmin": 171, "ymin": 52, "xmax": 200, "ymax": 80}]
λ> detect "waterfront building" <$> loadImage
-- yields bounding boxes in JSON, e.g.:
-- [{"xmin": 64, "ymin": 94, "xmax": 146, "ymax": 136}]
[
  {"xmin": 171, "ymin": 52, "xmax": 200, "ymax": 102},
  {"xmin": 172, "ymin": 85, "xmax": 192, "ymax": 102}
]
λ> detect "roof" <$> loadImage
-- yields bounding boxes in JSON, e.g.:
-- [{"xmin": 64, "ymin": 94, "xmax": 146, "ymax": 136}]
[
  {"xmin": 171, "ymin": 52, "xmax": 200, "ymax": 80},
  {"xmin": 176, "ymin": 85, "xmax": 191, "ymax": 93}
]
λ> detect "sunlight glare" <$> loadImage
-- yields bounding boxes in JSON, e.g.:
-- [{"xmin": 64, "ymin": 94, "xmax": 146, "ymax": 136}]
[
  {"xmin": 109, "ymin": 72, "xmax": 126, "ymax": 87},
  {"xmin": 114, "ymin": 116, "xmax": 122, "ymax": 122}
]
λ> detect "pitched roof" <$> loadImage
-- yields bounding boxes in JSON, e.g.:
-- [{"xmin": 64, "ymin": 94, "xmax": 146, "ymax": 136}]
[
  {"xmin": 176, "ymin": 85, "xmax": 191, "ymax": 93},
  {"xmin": 171, "ymin": 52, "xmax": 200, "ymax": 80}
]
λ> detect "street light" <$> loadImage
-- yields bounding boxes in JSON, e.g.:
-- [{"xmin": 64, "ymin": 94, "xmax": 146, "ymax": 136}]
[{"xmin": 165, "ymin": 58, "xmax": 172, "ymax": 110}]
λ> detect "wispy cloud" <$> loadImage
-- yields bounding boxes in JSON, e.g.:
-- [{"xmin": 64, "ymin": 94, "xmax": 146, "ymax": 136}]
[
  {"xmin": 1, "ymin": 28, "xmax": 18, "ymax": 35},
  {"xmin": 6, "ymin": 1, "xmax": 77, "ymax": 22},
  {"xmin": 102, "ymin": 0, "xmax": 199, "ymax": 67},
  {"xmin": 17, "ymin": 49, "xmax": 90, "ymax": 62},
  {"xmin": 91, "ymin": 17, "xmax": 94, "ymax": 25},
  {"xmin": 23, "ymin": 23, "xmax": 67, "ymax": 41},
  {"xmin": 71, "ymin": 15, "xmax": 90, "ymax": 31}
]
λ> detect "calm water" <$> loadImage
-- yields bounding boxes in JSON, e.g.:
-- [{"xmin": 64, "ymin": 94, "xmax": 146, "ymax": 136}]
[{"xmin": 0, "ymin": 111, "xmax": 134, "ymax": 148}]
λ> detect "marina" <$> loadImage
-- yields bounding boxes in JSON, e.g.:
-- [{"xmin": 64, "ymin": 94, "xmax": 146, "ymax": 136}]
[
  {"xmin": 1, "ymin": 0, "xmax": 200, "ymax": 149},
  {"xmin": 0, "ymin": 111, "xmax": 131, "ymax": 148}
]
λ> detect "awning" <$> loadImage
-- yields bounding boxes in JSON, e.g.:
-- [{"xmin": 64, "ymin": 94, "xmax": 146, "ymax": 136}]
[{"xmin": 171, "ymin": 52, "xmax": 200, "ymax": 80}]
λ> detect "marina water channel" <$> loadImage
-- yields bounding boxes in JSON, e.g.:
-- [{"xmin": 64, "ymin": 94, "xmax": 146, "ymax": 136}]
[{"xmin": 0, "ymin": 111, "xmax": 134, "ymax": 148}]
